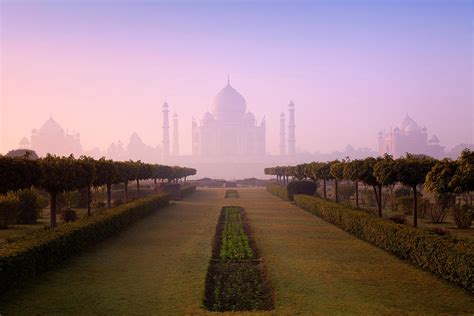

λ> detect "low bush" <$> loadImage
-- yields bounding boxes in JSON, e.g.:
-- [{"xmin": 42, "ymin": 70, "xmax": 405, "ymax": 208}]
[
  {"xmin": 388, "ymin": 214, "xmax": 407, "ymax": 225},
  {"xmin": 0, "ymin": 193, "xmax": 20, "ymax": 229},
  {"xmin": 427, "ymin": 227, "xmax": 450, "ymax": 236},
  {"xmin": 427, "ymin": 194, "xmax": 454, "ymax": 224},
  {"xmin": 180, "ymin": 185, "xmax": 196, "ymax": 197},
  {"xmin": 61, "ymin": 209, "xmax": 78, "ymax": 223},
  {"xmin": 394, "ymin": 186, "xmax": 412, "ymax": 198},
  {"xmin": 266, "ymin": 184, "xmax": 289, "ymax": 201},
  {"xmin": 287, "ymin": 181, "xmax": 316, "ymax": 201},
  {"xmin": 453, "ymin": 204, "xmax": 472, "ymax": 229},
  {"xmin": 225, "ymin": 190, "xmax": 239, "ymax": 198},
  {"xmin": 292, "ymin": 194, "xmax": 474, "ymax": 293},
  {"xmin": 15, "ymin": 189, "xmax": 45, "ymax": 224},
  {"xmin": 0, "ymin": 193, "xmax": 170, "ymax": 295},
  {"xmin": 220, "ymin": 207, "xmax": 252, "ymax": 260}
]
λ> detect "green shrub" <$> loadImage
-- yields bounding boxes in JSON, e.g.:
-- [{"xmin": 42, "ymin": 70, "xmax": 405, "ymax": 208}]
[
  {"xmin": 180, "ymin": 185, "xmax": 196, "ymax": 197},
  {"xmin": 293, "ymin": 194, "xmax": 474, "ymax": 293},
  {"xmin": 388, "ymin": 214, "xmax": 407, "ymax": 225},
  {"xmin": 453, "ymin": 204, "xmax": 472, "ymax": 229},
  {"xmin": 15, "ymin": 189, "xmax": 44, "ymax": 224},
  {"xmin": 61, "ymin": 209, "xmax": 78, "ymax": 223},
  {"xmin": 0, "ymin": 193, "xmax": 20, "ymax": 229},
  {"xmin": 394, "ymin": 186, "xmax": 412, "ymax": 197},
  {"xmin": 338, "ymin": 183, "xmax": 356, "ymax": 202},
  {"xmin": 0, "ymin": 193, "xmax": 169, "ymax": 295},
  {"xmin": 266, "ymin": 184, "xmax": 289, "ymax": 201},
  {"xmin": 287, "ymin": 181, "xmax": 316, "ymax": 201}
]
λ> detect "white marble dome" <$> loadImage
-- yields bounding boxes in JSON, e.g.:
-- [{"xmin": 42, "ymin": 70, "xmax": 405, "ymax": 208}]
[{"xmin": 211, "ymin": 83, "xmax": 246, "ymax": 121}]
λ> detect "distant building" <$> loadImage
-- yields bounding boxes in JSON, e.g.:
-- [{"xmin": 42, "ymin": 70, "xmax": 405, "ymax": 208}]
[
  {"xmin": 190, "ymin": 80, "xmax": 266, "ymax": 158},
  {"xmin": 127, "ymin": 132, "xmax": 161, "ymax": 163},
  {"xmin": 29, "ymin": 116, "xmax": 82, "ymax": 157},
  {"xmin": 378, "ymin": 115, "xmax": 444, "ymax": 158}
]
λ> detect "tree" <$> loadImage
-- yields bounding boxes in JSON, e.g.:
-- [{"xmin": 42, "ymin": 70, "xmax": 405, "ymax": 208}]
[
  {"xmin": 450, "ymin": 149, "xmax": 474, "ymax": 205},
  {"xmin": 0, "ymin": 156, "xmax": 39, "ymax": 194},
  {"xmin": 359, "ymin": 157, "xmax": 384, "ymax": 217},
  {"xmin": 316, "ymin": 162, "xmax": 331, "ymax": 199},
  {"xmin": 77, "ymin": 156, "xmax": 96, "ymax": 216},
  {"xmin": 397, "ymin": 154, "xmax": 435, "ymax": 227},
  {"xmin": 373, "ymin": 154, "xmax": 398, "ymax": 213},
  {"xmin": 330, "ymin": 160, "xmax": 345, "ymax": 203},
  {"xmin": 343, "ymin": 159, "xmax": 364, "ymax": 209},
  {"xmin": 93, "ymin": 158, "xmax": 118, "ymax": 209},
  {"xmin": 37, "ymin": 155, "xmax": 82, "ymax": 227}
]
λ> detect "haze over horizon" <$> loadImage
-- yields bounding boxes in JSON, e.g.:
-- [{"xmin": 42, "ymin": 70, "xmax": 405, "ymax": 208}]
[{"xmin": 1, "ymin": 0, "xmax": 472, "ymax": 156}]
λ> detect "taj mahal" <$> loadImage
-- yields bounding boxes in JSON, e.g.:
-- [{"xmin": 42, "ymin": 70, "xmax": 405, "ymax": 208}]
[{"xmin": 192, "ymin": 79, "xmax": 266, "ymax": 158}]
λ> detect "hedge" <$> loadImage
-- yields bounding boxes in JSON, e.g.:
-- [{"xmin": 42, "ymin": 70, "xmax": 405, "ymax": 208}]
[
  {"xmin": 287, "ymin": 181, "xmax": 316, "ymax": 200},
  {"xmin": 180, "ymin": 185, "xmax": 197, "ymax": 197},
  {"xmin": 0, "ymin": 194, "xmax": 170, "ymax": 295},
  {"xmin": 266, "ymin": 184, "xmax": 289, "ymax": 201},
  {"xmin": 292, "ymin": 194, "xmax": 474, "ymax": 293}
]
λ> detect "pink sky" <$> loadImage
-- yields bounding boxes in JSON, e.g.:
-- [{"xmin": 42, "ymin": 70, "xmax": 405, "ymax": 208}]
[{"xmin": 1, "ymin": 1, "xmax": 472, "ymax": 155}]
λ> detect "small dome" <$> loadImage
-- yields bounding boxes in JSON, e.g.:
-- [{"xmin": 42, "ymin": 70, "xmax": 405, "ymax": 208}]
[
  {"xmin": 39, "ymin": 116, "xmax": 65, "ymax": 135},
  {"xmin": 201, "ymin": 112, "xmax": 214, "ymax": 125},
  {"xmin": 245, "ymin": 112, "xmax": 256, "ymax": 125},
  {"xmin": 429, "ymin": 135, "xmax": 440, "ymax": 144},
  {"xmin": 399, "ymin": 115, "xmax": 419, "ymax": 132},
  {"xmin": 19, "ymin": 137, "xmax": 30, "ymax": 146},
  {"xmin": 163, "ymin": 102, "xmax": 169, "ymax": 109},
  {"xmin": 211, "ymin": 83, "xmax": 246, "ymax": 121}
]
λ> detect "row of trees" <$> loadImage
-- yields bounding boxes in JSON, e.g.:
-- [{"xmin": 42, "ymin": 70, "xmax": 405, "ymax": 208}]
[
  {"xmin": 0, "ymin": 154, "xmax": 196, "ymax": 227},
  {"xmin": 265, "ymin": 149, "xmax": 473, "ymax": 227}
]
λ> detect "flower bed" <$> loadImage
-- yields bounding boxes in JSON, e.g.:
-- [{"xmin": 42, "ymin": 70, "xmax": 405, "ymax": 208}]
[
  {"xmin": 203, "ymin": 206, "xmax": 274, "ymax": 311},
  {"xmin": 224, "ymin": 189, "xmax": 239, "ymax": 198}
]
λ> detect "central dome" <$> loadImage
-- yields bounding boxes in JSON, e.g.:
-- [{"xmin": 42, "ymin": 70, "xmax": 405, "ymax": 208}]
[{"xmin": 211, "ymin": 83, "xmax": 246, "ymax": 121}]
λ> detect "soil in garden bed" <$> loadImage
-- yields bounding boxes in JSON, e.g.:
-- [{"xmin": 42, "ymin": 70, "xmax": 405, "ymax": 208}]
[
  {"xmin": 203, "ymin": 206, "xmax": 274, "ymax": 312},
  {"xmin": 225, "ymin": 189, "xmax": 239, "ymax": 198}
]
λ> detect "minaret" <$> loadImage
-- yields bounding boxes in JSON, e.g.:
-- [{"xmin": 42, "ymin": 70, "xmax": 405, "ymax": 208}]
[
  {"xmin": 162, "ymin": 102, "xmax": 170, "ymax": 161},
  {"xmin": 288, "ymin": 101, "xmax": 296, "ymax": 156},
  {"xmin": 279, "ymin": 112, "xmax": 286, "ymax": 156}
]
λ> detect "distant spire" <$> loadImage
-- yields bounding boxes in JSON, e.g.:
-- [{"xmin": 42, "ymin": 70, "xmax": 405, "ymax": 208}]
[{"xmin": 227, "ymin": 74, "xmax": 230, "ymax": 86}]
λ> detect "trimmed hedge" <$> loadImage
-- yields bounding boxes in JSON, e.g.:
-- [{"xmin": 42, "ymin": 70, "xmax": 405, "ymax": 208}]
[
  {"xmin": 266, "ymin": 184, "xmax": 289, "ymax": 201},
  {"xmin": 180, "ymin": 184, "xmax": 197, "ymax": 197},
  {"xmin": 293, "ymin": 194, "xmax": 474, "ymax": 293},
  {"xmin": 0, "ymin": 194, "xmax": 170, "ymax": 295},
  {"xmin": 287, "ymin": 181, "xmax": 316, "ymax": 200}
]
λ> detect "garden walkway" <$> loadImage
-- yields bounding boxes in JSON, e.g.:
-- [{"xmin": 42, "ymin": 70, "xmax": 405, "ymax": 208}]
[{"xmin": 1, "ymin": 188, "xmax": 473, "ymax": 315}]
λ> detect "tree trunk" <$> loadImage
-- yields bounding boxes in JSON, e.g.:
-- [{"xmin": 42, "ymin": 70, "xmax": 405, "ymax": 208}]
[
  {"xmin": 323, "ymin": 179, "xmax": 327, "ymax": 199},
  {"xmin": 107, "ymin": 183, "xmax": 112, "ymax": 209},
  {"xmin": 50, "ymin": 191, "xmax": 57, "ymax": 228},
  {"xmin": 334, "ymin": 179, "xmax": 339, "ymax": 203},
  {"xmin": 136, "ymin": 179, "xmax": 140, "ymax": 199},
  {"xmin": 124, "ymin": 181, "xmax": 128, "ymax": 202},
  {"xmin": 87, "ymin": 185, "xmax": 91, "ymax": 216},
  {"xmin": 355, "ymin": 181, "xmax": 359, "ymax": 209},
  {"xmin": 378, "ymin": 185, "xmax": 383, "ymax": 217},
  {"xmin": 373, "ymin": 186, "xmax": 381, "ymax": 217},
  {"xmin": 413, "ymin": 186, "xmax": 418, "ymax": 228}
]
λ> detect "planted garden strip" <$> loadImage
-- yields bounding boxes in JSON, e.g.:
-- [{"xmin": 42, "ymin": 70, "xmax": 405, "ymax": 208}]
[
  {"xmin": 225, "ymin": 189, "xmax": 239, "ymax": 198},
  {"xmin": 203, "ymin": 206, "xmax": 274, "ymax": 312}
]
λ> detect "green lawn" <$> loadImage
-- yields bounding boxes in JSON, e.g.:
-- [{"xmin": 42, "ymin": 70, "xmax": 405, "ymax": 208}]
[
  {"xmin": 1, "ymin": 188, "xmax": 472, "ymax": 315},
  {"xmin": 0, "ymin": 189, "xmax": 223, "ymax": 315}
]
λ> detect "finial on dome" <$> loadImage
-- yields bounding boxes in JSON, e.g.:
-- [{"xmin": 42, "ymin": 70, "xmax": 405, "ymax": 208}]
[{"xmin": 227, "ymin": 74, "xmax": 230, "ymax": 86}]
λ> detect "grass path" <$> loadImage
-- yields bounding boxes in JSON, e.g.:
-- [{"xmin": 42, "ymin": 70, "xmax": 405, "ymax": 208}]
[
  {"xmin": 230, "ymin": 188, "xmax": 474, "ymax": 315},
  {"xmin": 0, "ymin": 189, "xmax": 224, "ymax": 315},
  {"xmin": 1, "ymin": 188, "xmax": 473, "ymax": 315}
]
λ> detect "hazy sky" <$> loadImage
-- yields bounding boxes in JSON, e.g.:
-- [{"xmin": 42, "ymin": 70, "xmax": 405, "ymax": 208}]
[{"xmin": 1, "ymin": 0, "xmax": 472, "ymax": 155}]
